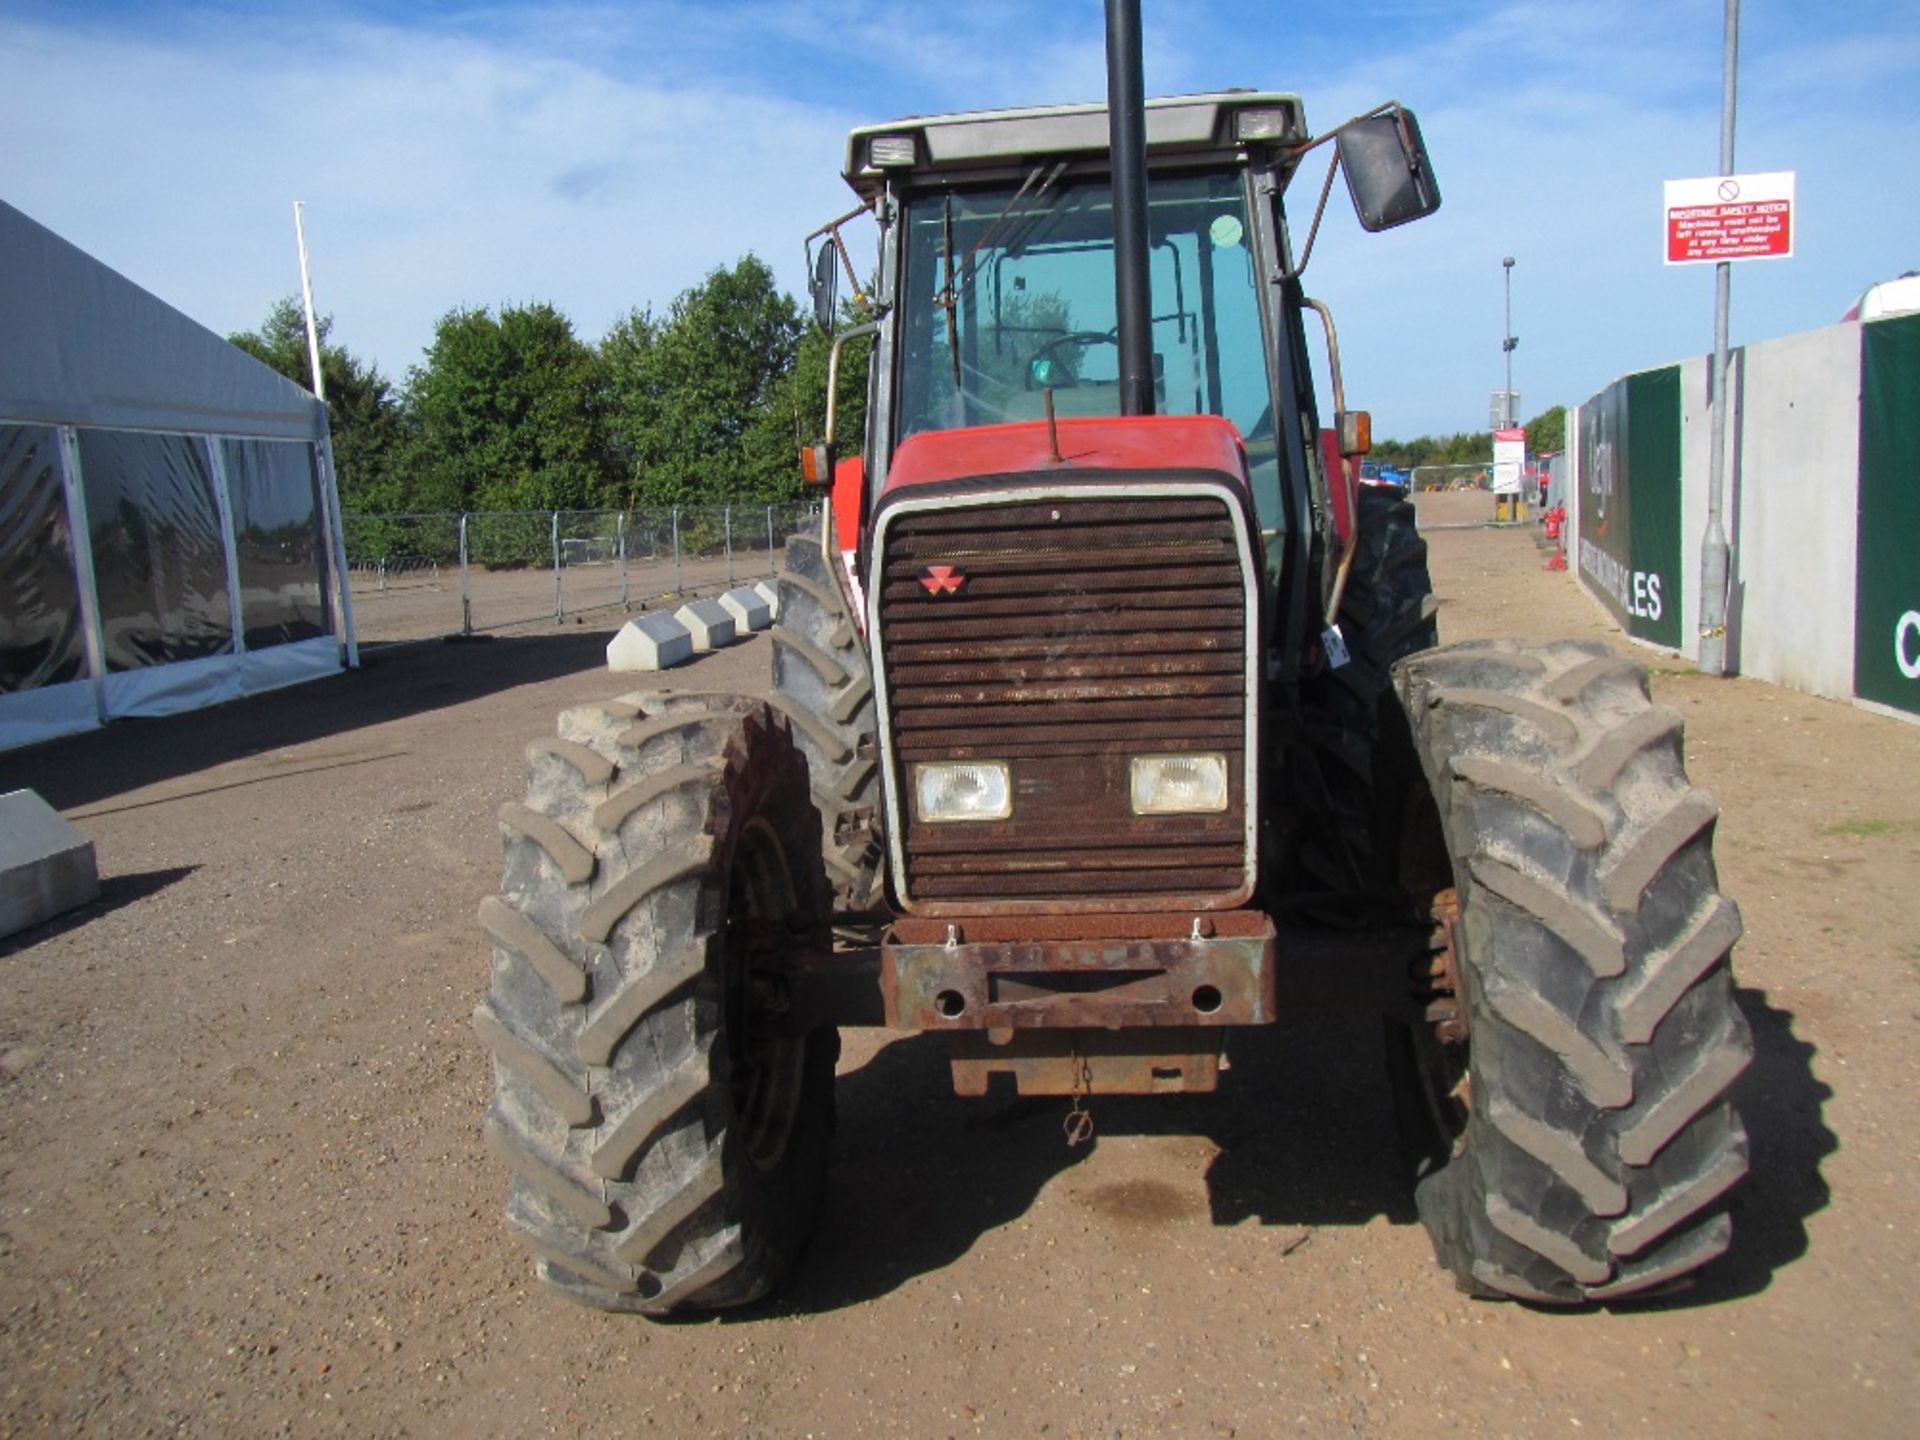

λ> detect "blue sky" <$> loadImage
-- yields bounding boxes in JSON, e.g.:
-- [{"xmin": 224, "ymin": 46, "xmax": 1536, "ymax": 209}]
[{"xmin": 5, "ymin": 1, "xmax": 1917, "ymax": 438}]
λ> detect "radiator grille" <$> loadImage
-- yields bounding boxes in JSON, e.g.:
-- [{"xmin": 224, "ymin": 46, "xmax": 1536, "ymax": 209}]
[{"xmin": 876, "ymin": 493, "xmax": 1251, "ymax": 906}]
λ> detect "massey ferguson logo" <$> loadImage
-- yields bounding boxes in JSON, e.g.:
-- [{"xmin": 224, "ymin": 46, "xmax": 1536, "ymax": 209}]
[{"xmin": 920, "ymin": 564, "xmax": 966, "ymax": 595}]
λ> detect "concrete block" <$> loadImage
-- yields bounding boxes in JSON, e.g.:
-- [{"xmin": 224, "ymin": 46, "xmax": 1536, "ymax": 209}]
[
  {"xmin": 674, "ymin": 600, "xmax": 737, "ymax": 653},
  {"xmin": 718, "ymin": 586, "xmax": 772, "ymax": 633},
  {"xmin": 607, "ymin": 613, "xmax": 693, "ymax": 672},
  {"xmin": 1, "ymin": 790, "xmax": 100, "ymax": 941},
  {"xmin": 754, "ymin": 579, "xmax": 780, "ymax": 621}
]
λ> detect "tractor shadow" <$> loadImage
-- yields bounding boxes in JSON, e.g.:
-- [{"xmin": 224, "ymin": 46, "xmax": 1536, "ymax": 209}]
[
  {"xmin": 749, "ymin": 983, "xmax": 1831, "ymax": 1319},
  {"xmin": 751, "ymin": 1013, "xmax": 1414, "ymax": 1318},
  {"xmin": 1612, "ymin": 985, "xmax": 1833, "ymax": 1312}
]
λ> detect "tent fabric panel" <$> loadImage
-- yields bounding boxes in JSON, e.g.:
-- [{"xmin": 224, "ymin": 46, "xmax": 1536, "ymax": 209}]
[
  {"xmin": 220, "ymin": 438, "xmax": 332, "ymax": 650},
  {"xmin": 101, "ymin": 649, "xmax": 243, "ymax": 720},
  {"xmin": 0, "ymin": 199, "xmax": 324, "ymax": 443},
  {"xmin": 236, "ymin": 634, "xmax": 339, "ymax": 695},
  {"xmin": 78, "ymin": 428, "xmax": 234, "ymax": 672},
  {"xmin": 0, "ymin": 679, "xmax": 98, "ymax": 752},
  {"xmin": 0, "ymin": 424, "xmax": 87, "ymax": 694},
  {"xmin": 99, "ymin": 636, "xmax": 338, "ymax": 722}
]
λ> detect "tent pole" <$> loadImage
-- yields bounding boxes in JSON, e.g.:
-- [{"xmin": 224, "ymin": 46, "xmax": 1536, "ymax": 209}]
[
  {"xmin": 293, "ymin": 202, "xmax": 358, "ymax": 668},
  {"xmin": 294, "ymin": 202, "xmax": 327, "ymax": 403},
  {"xmin": 318, "ymin": 429, "xmax": 360, "ymax": 668},
  {"xmin": 56, "ymin": 426, "xmax": 110, "ymax": 725},
  {"xmin": 206, "ymin": 438, "xmax": 247, "ymax": 661}
]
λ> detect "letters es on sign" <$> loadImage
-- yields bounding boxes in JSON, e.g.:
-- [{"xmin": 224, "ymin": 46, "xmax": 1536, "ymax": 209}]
[{"xmin": 1664, "ymin": 171, "xmax": 1795, "ymax": 265}]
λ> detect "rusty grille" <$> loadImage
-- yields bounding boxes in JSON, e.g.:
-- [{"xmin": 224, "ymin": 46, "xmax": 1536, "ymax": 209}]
[{"xmin": 876, "ymin": 493, "xmax": 1250, "ymax": 908}]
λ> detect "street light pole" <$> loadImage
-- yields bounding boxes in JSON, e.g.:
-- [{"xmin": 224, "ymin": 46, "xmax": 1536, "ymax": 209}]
[
  {"xmin": 1697, "ymin": 0, "xmax": 1740, "ymax": 677},
  {"xmin": 1501, "ymin": 255, "xmax": 1517, "ymax": 424}
]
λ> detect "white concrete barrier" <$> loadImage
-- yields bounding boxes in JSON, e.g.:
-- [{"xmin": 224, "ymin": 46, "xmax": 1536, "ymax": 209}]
[
  {"xmin": 1, "ymin": 790, "xmax": 100, "ymax": 940},
  {"xmin": 608, "ymin": 613, "xmax": 693, "ymax": 672},
  {"xmin": 754, "ymin": 579, "xmax": 780, "ymax": 621},
  {"xmin": 674, "ymin": 600, "xmax": 737, "ymax": 652},
  {"xmin": 719, "ymin": 586, "xmax": 772, "ymax": 633}
]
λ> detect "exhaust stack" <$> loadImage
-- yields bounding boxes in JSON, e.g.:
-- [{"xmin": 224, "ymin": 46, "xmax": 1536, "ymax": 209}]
[{"xmin": 1105, "ymin": 0, "xmax": 1154, "ymax": 417}]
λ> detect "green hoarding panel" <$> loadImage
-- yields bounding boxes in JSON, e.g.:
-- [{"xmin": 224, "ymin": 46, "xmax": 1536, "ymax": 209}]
[
  {"xmin": 1577, "ymin": 377, "xmax": 1631, "ymax": 628},
  {"xmin": 1625, "ymin": 366, "xmax": 1682, "ymax": 648},
  {"xmin": 1577, "ymin": 365, "xmax": 1681, "ymax": 646},
  {"xmin": 1855, "ymin": 313, "xmax": 1920, "ymax": 715}
]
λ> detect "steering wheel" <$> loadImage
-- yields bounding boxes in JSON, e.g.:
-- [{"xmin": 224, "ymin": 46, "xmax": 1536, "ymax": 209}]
[{"xmin": 1026, "ymin": 330, "xmax": 1118, "ymax": 388}]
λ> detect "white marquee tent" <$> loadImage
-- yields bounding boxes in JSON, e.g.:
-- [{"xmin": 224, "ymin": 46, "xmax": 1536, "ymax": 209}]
[{"xmin": 0, "ymin": 198, "xmax": 357, "ymax": 753}]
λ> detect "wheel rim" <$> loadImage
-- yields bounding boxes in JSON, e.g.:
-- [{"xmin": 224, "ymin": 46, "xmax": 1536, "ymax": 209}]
[{"xmin": 725, "ymin": 816, "xmax": 810, "ymax": 1175}]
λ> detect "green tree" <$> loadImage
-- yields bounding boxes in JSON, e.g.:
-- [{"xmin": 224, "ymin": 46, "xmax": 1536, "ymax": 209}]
[
  {"xmin": 745, "ymin": 298, "xmax": 873, "ymax": 502},
  {"xmin": 228, "ymin": 299, "xmax": 406, "ymax": 511},
  {"xmin": 1371, "ymin": 431, "xmax": 1493, "ymax": 471},
  {"xmin": 402, "ymin": 302, "xmax": 612, "ymax": 514},
  {"xmin": 604, "ymin": 257, "xmax": 805, "ymax": 506},
  {"xmin": 1524, "ymin": 405, "xmax": 1566, "ymax": 455}
]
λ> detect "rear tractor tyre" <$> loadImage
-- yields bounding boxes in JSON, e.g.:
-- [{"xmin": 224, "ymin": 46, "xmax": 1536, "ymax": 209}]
[
  {"xmin": 1385, "ymin": 640, "xmax": 1753, "ymax": 1303},
  {"xmin": 769, "ymin": 533, "xmax": 885, "ymax": 913},
  {"xmin": 1292, "ymin": 484, "xmax": 1439, "ymax": 888},
  {"xmin": 476, "ymin": 691, "xmax": 837, "ymax": 1315}
]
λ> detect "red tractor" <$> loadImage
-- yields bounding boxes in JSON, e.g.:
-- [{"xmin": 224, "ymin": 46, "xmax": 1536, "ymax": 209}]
[{"xmin": 478, "ymin": 4, "xmax": 1751, "ymax": 1314}]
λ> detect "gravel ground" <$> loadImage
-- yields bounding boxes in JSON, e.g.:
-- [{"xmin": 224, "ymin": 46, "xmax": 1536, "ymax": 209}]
[{"xmin": 1, "ymin": 492, "xmax": 1914, "ymax": 1437}]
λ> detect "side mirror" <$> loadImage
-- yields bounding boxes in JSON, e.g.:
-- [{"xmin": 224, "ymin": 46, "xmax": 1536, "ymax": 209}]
[
  {"xmin": 1338, "ymin": 109, "xmax": 1441, "ymax": 232},
  {"xmin": 808, "ymin": 241, "xmax": 840, "ymax": 334}
]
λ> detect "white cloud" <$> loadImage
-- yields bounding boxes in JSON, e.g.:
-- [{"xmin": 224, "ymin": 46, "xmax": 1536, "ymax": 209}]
[
  {"xmin": 3, "ymin": 0, "xmax": 1917, "ymax": 438},
  {"xmin": 3, "ymin": 8, "xmax": 864, "ymax": 379}
]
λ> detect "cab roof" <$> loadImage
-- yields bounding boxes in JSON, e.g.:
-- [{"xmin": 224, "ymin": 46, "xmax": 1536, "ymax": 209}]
[{"xmin": 842, "ymin": 90, "xmax": 1307, "ymax": 199}]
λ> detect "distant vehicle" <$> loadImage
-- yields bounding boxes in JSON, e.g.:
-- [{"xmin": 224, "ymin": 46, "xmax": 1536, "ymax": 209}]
[
  {"xmin": 1376, "ymin": 464, "xmax": 1410, "ymax": 487},
  {"xmin": 1842, "ymin": 271, "xmax": 1920, "ymax": 322}
]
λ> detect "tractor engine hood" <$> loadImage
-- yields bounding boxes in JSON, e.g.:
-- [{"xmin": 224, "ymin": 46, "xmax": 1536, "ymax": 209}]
[{"xmin": 880, "ymin": 413, "xmax": 1254, "ymax": 498}]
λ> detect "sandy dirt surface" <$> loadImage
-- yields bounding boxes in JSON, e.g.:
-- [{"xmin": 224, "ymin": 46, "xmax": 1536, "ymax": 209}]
[{"xmin": 2, "ymin": 497, "xmax": 1915, "ymax": 1438}]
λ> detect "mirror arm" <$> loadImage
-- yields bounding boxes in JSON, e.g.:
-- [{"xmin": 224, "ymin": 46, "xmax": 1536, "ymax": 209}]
[
  {"xmin": 1281, "ymin": 150, "xmax": 1343, "ymax": 282},
  {"xmin": 1285, "ymin": 99, "xmax": 1408, "ymax": 158},
  {"xmin": 1300, "ymin": 295, "xmax": 1365, "ymax": 625},
  {"xmin": 806, "ymin": 202, "xmax": 879, "ymax": 320},
  {"xmin": 824, "ymin": 321, "xmax": 881, "ymax": 449}
]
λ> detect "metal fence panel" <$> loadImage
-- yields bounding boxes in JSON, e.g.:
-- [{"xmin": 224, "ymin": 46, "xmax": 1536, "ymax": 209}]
[
  {"xmin": 339, "ymin": 501, "xmax": 823, "ymax": 643},
  {"xmin": 556, "ymin": 509, "xmax": 625, "ymax": 618},
  {"xmin": 340, "ymin": 512, "xmax": 463, "ymax": 643}
]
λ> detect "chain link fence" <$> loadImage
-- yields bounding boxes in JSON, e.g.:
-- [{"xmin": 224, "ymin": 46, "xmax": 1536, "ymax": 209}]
[{"xmin": 341, "ymin": 502, "xmax": 821, "ymax": 644}]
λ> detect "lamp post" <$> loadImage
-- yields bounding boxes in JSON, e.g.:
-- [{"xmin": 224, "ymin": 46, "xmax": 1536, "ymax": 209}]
[{"xmin": 1501, "ymin": 255, "xmax": 1517, "ymax": 425}]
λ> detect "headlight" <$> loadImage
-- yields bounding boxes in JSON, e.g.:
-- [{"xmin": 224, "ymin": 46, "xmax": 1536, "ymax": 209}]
[
  {"xmin": 867, "ymin": 133, "xmax": 918, "ymax": 168},
  {"xmin": 913, "ymin": 761, "xmax": 1012, "ymax": 823},
  {"xmin": 1129, "ymin": 753, "xmax": 1229, "ymax": 815}
]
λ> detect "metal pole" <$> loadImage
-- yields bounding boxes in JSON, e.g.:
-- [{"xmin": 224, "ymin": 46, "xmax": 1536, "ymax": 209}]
[
  {"xmin": 1698, "ymin": 0, "xmax": 1740, "ymax": 677},
  {"xmin": 672, "ymin": 507, "xmax": 682, "ymax": 594},
  {"xmin": 1104, "ymin": 0, "xmax": 1154, "ymax": 417},
  {"xmin": 767, "ymin": 504, "xmax": 775, "ymax": 576},
  {"xmin": 725, "ymin": 504, "xmax": 734, "ymax": 586},
  {"xmin": 551, "ymin": 511, "xmax": 562, "ymax": 621},
  {"xmin": 1502, "ymin": 256, "xmax": 1515, "ymax": 408},
  {"xmin": 618, "ymin": 511, "xmax": 629, "ymax": 611},
  {"xmin": 293, "ymin": 202, "xmax": 326, "ymax": 402},
  {"xmin": 315, "ymin": 429, "xmax": 359, "ymax": 666},
  {"xmin": 459, "ymin": 513, "xmax": 472, "ymax": 635}
]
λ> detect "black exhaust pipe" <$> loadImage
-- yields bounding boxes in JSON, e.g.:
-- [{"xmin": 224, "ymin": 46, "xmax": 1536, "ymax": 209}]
[{"xmin": 1105, "ymin": 0, "xmax": 1154, "ymax": 417}]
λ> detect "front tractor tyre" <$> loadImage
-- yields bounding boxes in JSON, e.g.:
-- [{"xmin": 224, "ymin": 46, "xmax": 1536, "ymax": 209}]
[
  {"xmin": 769, "ymin": 533, "xmax": 885, "ymax": 914},
  {"xmin": 1385, "ymin": 640, "xmax": 1753, "ymax": 1303},
  {"xmin": 476, "ymin": 692, "xmax": 837, "ymax": 1315}
]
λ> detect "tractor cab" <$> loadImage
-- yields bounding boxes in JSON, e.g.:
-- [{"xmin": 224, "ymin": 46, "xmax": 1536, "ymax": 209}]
[{"xmin": 806, "ymin": 91, "xmax": 1440, "ymax": 646}]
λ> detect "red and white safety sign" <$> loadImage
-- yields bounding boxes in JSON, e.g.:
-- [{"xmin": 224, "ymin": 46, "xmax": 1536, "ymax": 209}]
[{"xmin": 1663, "ymin": 171, "xmax": 1795, "ymax": 265}]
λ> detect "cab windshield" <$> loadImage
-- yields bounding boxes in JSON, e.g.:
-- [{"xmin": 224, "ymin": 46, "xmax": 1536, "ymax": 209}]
[{"xmin": 896, "ymin": 169, "xmax": 1275, "ymax": 480}]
